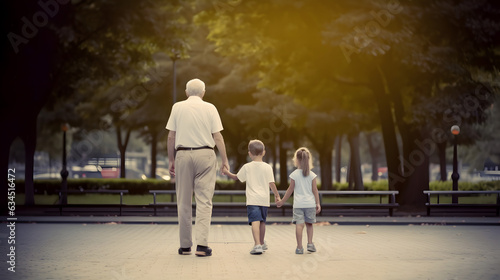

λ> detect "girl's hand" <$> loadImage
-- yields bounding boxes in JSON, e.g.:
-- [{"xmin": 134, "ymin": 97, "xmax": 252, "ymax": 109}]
[{"xmin": 316, "ymin": 204, "xmax": 321, "ymax": 214}]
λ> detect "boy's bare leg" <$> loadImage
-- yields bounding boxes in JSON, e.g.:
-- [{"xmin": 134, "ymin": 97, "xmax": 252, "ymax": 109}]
[
  {"xmin": 251, "ymin": 221, "xmax": 261, "ymax": 245},
  {"xmin": 306, "ymin": 222, "xmax": 313, "ymax": 244},
  {"xmin": 259, "ymin": 222, "xmax": 266, "ymax": 244},
  {"xmin": 295, "ymin": 223, "xmax": 305, "ymax": 249}
]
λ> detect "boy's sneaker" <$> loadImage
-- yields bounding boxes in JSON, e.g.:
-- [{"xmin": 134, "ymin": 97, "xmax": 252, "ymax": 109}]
[
  {"xmin": 250, "ymin": 245, "xmax": 263, "ymax": 255},
  {"xmin": 307, "ymin": 243, "xmax": 316, "ymax": 252},
  {"xmin": 178, "ymin": 247, "xmax": 191, "ymax": 255},
  {"xmin": 295, "ymin": 248, "xmax": 304, "ymax": 254},
  {"xmin": 195, "ymin": 245, "xmax": 212, "ymax": 257},
  {"xmin": 262, "ymin": 241, "xmax": 268, "ymax": 251}
]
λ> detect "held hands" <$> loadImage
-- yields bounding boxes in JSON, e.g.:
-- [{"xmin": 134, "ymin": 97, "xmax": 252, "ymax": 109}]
[
  {"xmin": 276, "ymin": 197, "xmax": 283, "ymax": 208},
  {"xmin": 221, "ymin": 166, "xmax": 230, "ymax": 176},
  {"xmin": 220, "ymin": 162, "xmax": 230, "ymax": 176}
]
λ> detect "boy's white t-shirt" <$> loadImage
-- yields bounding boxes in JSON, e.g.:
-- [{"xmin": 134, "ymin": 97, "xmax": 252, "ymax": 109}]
[
  {"xmin": 289, "ymin": 169, "xmax": 317, "ymax": 208},
  {"xmin": 237, "ymin": 161, "xmax": 275, "ymax": 207}
]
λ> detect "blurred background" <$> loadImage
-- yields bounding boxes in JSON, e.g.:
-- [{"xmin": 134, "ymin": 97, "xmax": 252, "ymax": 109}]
[{"xmin": 2, "ymin": 0, "xmax": 500, "ymax": 209}]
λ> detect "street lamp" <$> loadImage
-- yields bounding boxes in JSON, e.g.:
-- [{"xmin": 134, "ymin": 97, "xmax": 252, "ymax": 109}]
[
  {"xmin": 451, "ymin": 125, "xmax": 460, "ymax": 203},
  {"xmin": 60, "ymin": 123, "xmax": 69, "ymax": 205}
]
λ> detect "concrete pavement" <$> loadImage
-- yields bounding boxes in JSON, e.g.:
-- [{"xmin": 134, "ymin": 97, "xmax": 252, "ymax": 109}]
[{"xmin": 1, "ymin": 216, "xmax": 500, "ymax": 280}]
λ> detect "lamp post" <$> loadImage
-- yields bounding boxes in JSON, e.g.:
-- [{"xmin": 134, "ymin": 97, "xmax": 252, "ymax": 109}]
[
  {"xmin": 451, "ymin": 125, "xmax": 460, "ymax": 204},
  {"xmin": 60, "ymin": 124, "xmax": 69, "ymax": 205}
]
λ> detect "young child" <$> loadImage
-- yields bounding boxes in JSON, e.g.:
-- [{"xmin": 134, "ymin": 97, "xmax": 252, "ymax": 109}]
[
  {"xmin": 277, "ymin": 147, "xmax": 321, "ymax": 254},
  {"xmin": 223, "ymin": 139, "xmax": 281, "ymax": 255}
]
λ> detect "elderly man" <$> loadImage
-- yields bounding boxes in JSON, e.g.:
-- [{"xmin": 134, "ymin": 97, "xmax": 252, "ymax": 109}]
[{"xmin": 166, "ymin": 78, "xmax": 229, "ymax": 257}]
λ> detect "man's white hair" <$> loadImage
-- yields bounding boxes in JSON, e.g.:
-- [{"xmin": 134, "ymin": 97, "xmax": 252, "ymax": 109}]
[{"xmin": 186, "ymin": 78, "xmax": 205, "ymax": 96}]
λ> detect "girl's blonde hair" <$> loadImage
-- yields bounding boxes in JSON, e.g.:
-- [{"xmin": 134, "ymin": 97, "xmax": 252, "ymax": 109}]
[{"xmin": 293, "ymin": 147, "xmax": 313, "ymax": 176}]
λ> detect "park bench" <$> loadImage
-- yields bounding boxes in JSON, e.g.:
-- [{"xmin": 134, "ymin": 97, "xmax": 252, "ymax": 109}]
[
  {"xmin": 423, "ymin": 190, "xmax": 500, "ymax": 216},
  {"xmin": 149, "ymin": 190, "xmax": 278, "ymax": 216},
  {"xmin": 318, "ymin": 191, "xmax": 399, "ymax": 216},
  {"xmin": 57, "ymin": 189, "xmax": 129, "ymax": 216},
  {"xmin": 149, "ymin": 190, "xmax": 398, "ymax": 216}
]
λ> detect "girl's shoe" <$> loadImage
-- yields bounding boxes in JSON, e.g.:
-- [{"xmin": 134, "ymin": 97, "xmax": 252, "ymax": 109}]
[
  {"xmin": 307, "ymin": 243, "xmax": 316, "ymax": 252},
  {"xmin": 295, "ymin": 248, "xmax": 304, "ymax": 254},
  {"xmin": 250, "ymin": 245, "xmax": 263, "ymax": 255},
  {"xmin": 262, "ymin": 241, "xmax": 268, "ymax": 251}
]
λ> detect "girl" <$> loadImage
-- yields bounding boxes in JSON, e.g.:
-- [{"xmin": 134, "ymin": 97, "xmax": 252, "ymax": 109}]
[{"xmin": 277, "ymin": 147, "xmax": 321, "ymax": 254}]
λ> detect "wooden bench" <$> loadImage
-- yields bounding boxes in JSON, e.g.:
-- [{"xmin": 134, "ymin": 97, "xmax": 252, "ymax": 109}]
[
  {"xmin": 424, "ymin": 190, "xmax": 500, "ymax": 216},
  {"xmin": 318, "ymin": 191, "xmax": 399, "ymax": 216},
  {"xmin": 58, "ymin": 189, "xmax": 129, "ymax": 216}
]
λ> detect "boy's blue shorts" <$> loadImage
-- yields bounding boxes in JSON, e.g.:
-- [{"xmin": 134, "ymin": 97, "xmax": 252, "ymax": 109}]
[{"xmin": 247, "ymin": 205, "xmax": 268, "ymax": 225}]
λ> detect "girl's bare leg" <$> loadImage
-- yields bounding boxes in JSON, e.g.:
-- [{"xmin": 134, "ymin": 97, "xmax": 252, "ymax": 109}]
[{"xmin": 296, "ymin": 223, "xmax": 305, "ymax": 248}]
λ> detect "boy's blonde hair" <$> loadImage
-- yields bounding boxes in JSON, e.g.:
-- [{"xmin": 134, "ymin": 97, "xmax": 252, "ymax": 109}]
[
  {"xmin": 248, "ymin": 139, "xmax": 265, "ymax": 156},
  {"xmin": 293, "ymin": 147, "xmax": 313, "ymax": 176}
]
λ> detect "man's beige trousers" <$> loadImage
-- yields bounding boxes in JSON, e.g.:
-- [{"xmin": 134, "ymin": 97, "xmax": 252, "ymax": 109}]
[{"xmin": 175, "ymin": 149, "xmax": 217, "ymax": 248}]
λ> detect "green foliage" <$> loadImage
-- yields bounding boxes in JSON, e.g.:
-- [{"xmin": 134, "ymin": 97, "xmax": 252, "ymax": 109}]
[
  {"xmin": 328, "ymin": 180, "xmax": 500, "ymax": 191},
  {"xmin": 16, "ymin": 179, "xmax": 174, "ymax": 195},
  {"xmin": 429, "ymin": 180, "xmax": 500, "ymax": 191}
]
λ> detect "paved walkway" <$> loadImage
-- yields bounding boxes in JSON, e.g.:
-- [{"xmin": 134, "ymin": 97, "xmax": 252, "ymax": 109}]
[{"xmin": 1, "ymin": 216, "xmax": 500, "ymax": 280}]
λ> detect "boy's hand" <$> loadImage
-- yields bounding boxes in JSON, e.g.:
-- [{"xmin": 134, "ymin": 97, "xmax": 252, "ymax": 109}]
[
  {"xmin": 316, "ymin": 204, "xmax": 321, "ymax": 214},
  {"xmin": 276, "ymin": 200, "xmax": 283, "ymax": 208}
]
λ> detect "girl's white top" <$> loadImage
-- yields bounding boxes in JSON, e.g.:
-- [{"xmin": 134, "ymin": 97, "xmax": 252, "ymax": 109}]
[{"xmin": 289, "ymin": 169, "xmax": 317, "ymax": 208}]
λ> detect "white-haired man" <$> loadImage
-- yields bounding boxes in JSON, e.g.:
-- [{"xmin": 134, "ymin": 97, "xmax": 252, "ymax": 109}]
[{"xmin": 166, "ymin": 78, "xmax": 229, "ymax": 257}]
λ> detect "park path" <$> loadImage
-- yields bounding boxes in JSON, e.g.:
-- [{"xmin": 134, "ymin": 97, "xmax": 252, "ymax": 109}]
[{"xmin": 1, "ymin": 221, "xmax": 499, "ymax": 280}]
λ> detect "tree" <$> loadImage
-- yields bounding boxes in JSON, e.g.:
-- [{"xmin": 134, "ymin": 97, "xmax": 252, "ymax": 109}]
[
  {"xmin": 1, "ymin": 0, "xmax": 190, "ymax": 208},
  {"xmin": 195, "ymin": 0, "xmax": 378, "ymax": 189},
  {"xmin": 197, "ymin": 0, "xmax": 500, "ymax": 211},
  {"xmin": 322, "ymin": 0, "xmax": 500, "ymax": 210}
]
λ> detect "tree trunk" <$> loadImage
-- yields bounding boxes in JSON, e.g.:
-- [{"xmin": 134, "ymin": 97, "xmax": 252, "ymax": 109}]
[
  {"xmin": 116, "ymin": 126, "xmax": 131, "ymax": 178},
  {"xmin": 318, "ymin": 146, "xmax": 333, "ymax": 190},
  {"xmin": 397, "ymin": 132, "xmax": 430, "ymax": 212},
  {"xmin": 1, "ymin": 133, "xmax": 17, "ymax": 215},
  {"xmin": 347, "ymin": 158, "xmax": 352, "ymax": 190},
  {"xmin": 366, "ymin": 132, "xmax": 379, "ymax": 181},
  {"xmin": 272, "ymin": 135, "xmax": 277, "ymax": 178},
  {"xmin": 348, "ymin": 133, "xmax": 364, "ymax": 190},
  {"xmin": 22, "ymin": 119, "xmax": 37, "ymax": 206},
  {"xmin": 279, "ymin": 134, "xmax": 288, "ymax": 189},
  {"xmin": 437, "ymin": 141, "xmax": 447, "ymax": 181},
  {"xmin": 334, "ymin": 135, "xmax": 342, "ymax": 183},
  {"xmin": 150, "ymin": 130, "xmax": 158, "ymax": 179},
  {"xmin": 370, "ymin": 70, "xmax": 401, "ymax": 191}
]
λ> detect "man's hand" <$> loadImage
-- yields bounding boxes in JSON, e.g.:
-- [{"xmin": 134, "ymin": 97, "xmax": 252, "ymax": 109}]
[
  {"xmin": 169, "ymin": 161, "xmax": 175, "ymax": 177},
  {"xmin": 220, "ymin": 161, "xmax": 229, "ymax": 175}
]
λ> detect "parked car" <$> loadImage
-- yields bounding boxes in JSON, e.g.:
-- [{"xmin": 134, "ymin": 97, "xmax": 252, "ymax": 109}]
[{"xmin": 71, "ymin": 165, "xmax": 103, "ymax": 179}]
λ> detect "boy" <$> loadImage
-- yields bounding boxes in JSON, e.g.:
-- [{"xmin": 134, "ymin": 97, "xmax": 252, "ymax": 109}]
[{"xmin": 223, "ymin": 139, "xmax": 281, "ymax": 254}]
